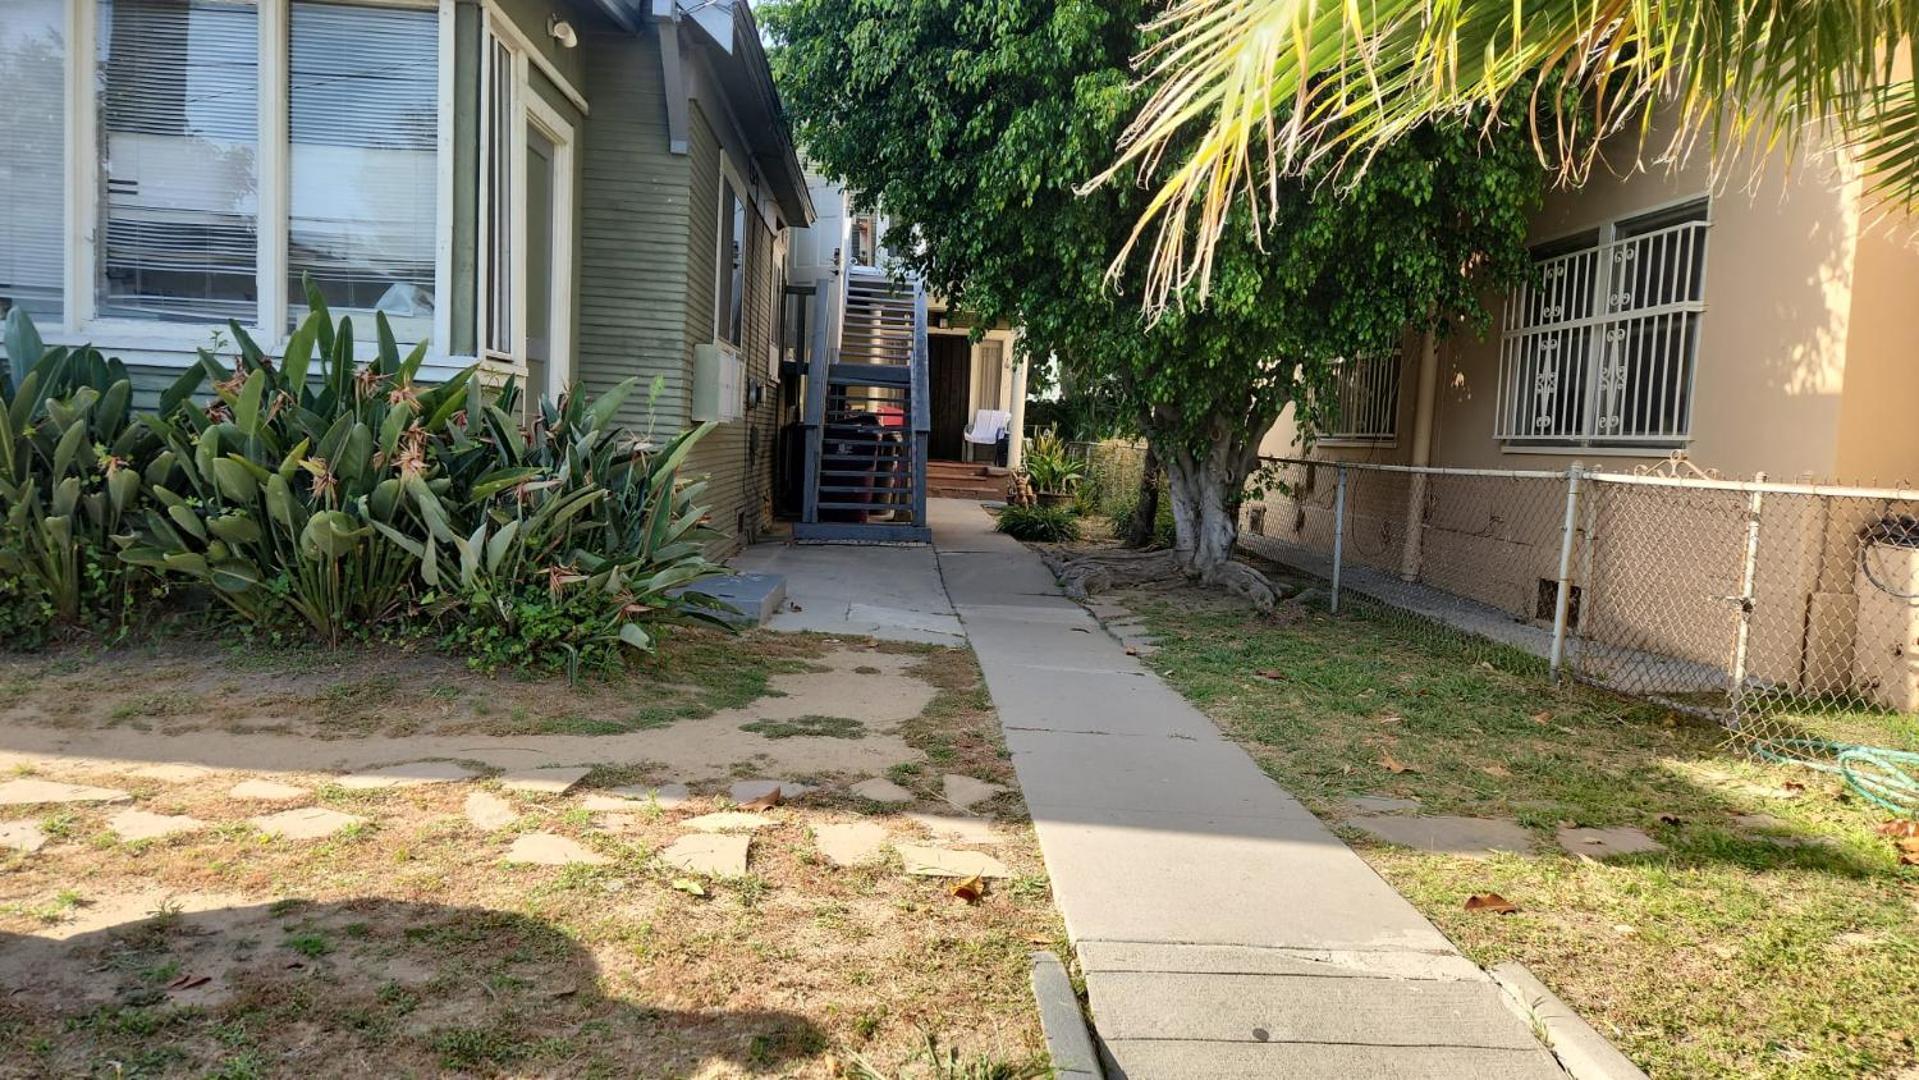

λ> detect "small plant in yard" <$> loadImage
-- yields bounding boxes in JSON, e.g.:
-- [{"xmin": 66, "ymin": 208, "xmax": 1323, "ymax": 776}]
[
  {"xmin": 993, "ymin": 504, "xmax": 1080, "ymax": 543},
  {"xmin": 1018, "ymin": 428, "xmax": 1084, "ymax": 497}
]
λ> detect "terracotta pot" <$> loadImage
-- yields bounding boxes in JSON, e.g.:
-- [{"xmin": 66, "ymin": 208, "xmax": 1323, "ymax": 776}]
[{"xmin": 1036, "ymin": 491, "xmax": 1072, "ymax": 509}]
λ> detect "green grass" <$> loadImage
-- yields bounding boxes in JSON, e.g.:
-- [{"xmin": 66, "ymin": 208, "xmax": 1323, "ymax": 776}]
[
  {"xmin": 1132, "ymin": 589, "xmax": 1919, "ymax": 1080},
  {"xmin": 739, "ymin": 714, "xmax": 868, "ymax": 739}
]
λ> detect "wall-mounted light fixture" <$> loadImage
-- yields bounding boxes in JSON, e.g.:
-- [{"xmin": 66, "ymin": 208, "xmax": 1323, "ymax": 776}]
[{"xmin": 548, "ymin": 16, "xmax": 578, "ymax": 48}]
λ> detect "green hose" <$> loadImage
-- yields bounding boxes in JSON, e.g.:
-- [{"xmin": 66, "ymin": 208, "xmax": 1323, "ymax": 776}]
[{"xmin": 1750, "ymin": 737, "xmax": 1919, "ymax": 816}]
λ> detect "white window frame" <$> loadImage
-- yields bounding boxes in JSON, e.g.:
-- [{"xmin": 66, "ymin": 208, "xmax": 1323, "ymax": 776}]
[
  {"xmin": 713, "ymin": 153, "xmax": 750, "ymax": 355},
  {"xmin": 523, "ymin": 91, "xmax": 575, "ymax": 402},
  {"xmin": 1496, "ymin": 196, "xmax": 1712, "ymax": 450},
  {"xmin": 1315, "ymin": 351, "xmax": 1401, "ymax": 446},
  {"xmin": 28, "ymin": 0, "xmax": 454, "ymax": 367}
]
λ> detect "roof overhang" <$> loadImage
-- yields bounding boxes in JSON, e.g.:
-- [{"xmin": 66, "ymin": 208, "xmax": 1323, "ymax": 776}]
[{"xmin": 643, "ymin": 0, "xmax": 814, "ymax": 226}]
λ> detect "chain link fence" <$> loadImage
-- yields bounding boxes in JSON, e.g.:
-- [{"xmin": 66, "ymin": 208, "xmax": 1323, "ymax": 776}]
[{"xmin": 1241, "ymin": 458, "xmax": 1919, "ymax": 814}]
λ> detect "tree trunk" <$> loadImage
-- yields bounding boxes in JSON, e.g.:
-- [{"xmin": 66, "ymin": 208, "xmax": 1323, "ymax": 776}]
[
  {"xmin": 1161, "ymin": 433, "xmax": 1278, "ymax": 609},
  {"xmin": 1120, "ymin": 444, "xmax": 1160, "ymax": 549}
]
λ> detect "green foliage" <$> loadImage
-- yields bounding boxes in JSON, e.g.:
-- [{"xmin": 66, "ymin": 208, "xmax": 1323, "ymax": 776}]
[
  {"xmin": 766, "ymin": 0, "xmax": 1543, "ymax": 566},
  {"xmin": 993, "ymin": 504, "xmax": 1081, "ymax": 543},
  {"xmin": 1019, "ymin": 429, "xmax": 1084, "ymax": 494},
  {"xmin": 0, "ymin": 309, "xmax": 162, "ymax": 639},
  {"xmin": 0, "ymin": 296, "xmax": 726, "ymax": 669}
]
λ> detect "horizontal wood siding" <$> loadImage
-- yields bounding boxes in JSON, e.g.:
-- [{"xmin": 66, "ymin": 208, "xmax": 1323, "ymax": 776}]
[{"xmin": 576, "ymin": 29, "xmax": 692, "ymax": 432}]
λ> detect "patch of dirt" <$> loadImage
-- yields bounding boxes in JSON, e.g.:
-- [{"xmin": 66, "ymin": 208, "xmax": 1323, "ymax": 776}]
[{"xmin": 0, "ymin": 638, "xmax": 1058, "ymax": 1076}]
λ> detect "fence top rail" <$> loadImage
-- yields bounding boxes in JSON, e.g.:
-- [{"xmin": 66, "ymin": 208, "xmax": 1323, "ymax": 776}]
[
  {"xmin": 1259, "ymin": 456, "xmax": 1567, "ymax": 481},
  {"xmin": 1258, "ymin": 455, "xmax": 1919, "ymax": 502}
]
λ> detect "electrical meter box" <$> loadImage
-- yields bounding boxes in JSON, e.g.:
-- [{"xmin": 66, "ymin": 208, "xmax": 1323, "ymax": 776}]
[
  {"xmin": 1854, "ymin": 535, "xmax": 1919, "ymax": 713},
  {"xmin": 692, "ymin": 343, "xmax": 745, "ymax": 423}
]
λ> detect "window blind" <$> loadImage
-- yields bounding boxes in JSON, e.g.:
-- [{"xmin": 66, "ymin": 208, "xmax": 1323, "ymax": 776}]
[
  {"xmin": 287, "ymin": 0, "xmax": 438, "ymax": 342},
  {"xmin": 96, "ymin": 0, "xmax": 260, "ymax": 323},
  {"xmin": 0, "ymin": 1, "xmax": 69, "ymax": 324}
]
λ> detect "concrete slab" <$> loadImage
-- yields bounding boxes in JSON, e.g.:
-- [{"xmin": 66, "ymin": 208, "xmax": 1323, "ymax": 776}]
[
  {"xmin": 898, "ymin": 844, "xmax": 1011, "ymax": 879},
  {"xmin": 601, "ymin": 783, "xmax": 690, "ymax": 808},
  {"xmin": 729, "ymin": 779, "xmax": 814, "ymax": 804},
  {"xmin": 1345, "ymin": 795, "xmax": 1421, "ymax": 815},
  {"xmin": 498, "ymin": 766, "xmax": 591, "ymax": 795},
  {"xmin": 1096, "ymin": 1040, "xmax": 1560, "ymax": 1080},
  {"xmin": 230, "ymin": 779, "xmax": 308, "ymax": 801},
  {"xmin": 1, "ymin": 820, "xmax": 48, "ymax": 853},
  {"xmin": 1077, "ymin": 941, "xmax": 1486, "ymax": 982},
  {"xmin": 505, "ymin": 832, "xmax": 608, "ymax": 866},
  {"xmin": 1349, "ymin": 814, "xmax": 1534, "ymax": 859},
  {"xmin": 676, "ymin": 572, "xmax": 787, "ymax": 627},
  {"xmin": 336, "ymin": 760, "xmax": 477, "ymax": 789},
  {"xmin": 936, "ymin": 550, "xmax": 1064, "ymax": 598},
  {"xmin": 1557, "ymin": 825, "xmax": 1665, "ymax": 859},
  {"xmin": 732, "ymin": 542, "xmax": 962, "ymax": 643},
  {"xmin": 251, "ymin": 807, "xmax": 364, "ymax": 840},
  {"xmin": 660, "ymin": 833, "xmax": 749, "ymax": 876},
  {"xmin": 941, "ymin": 774, "xmax": 1007, "ymax": 809},
  {"xmin": 848, "ymin": 778, "xmax": 915, "ymax": 804},
  {"xmin": 1086, "ymin": 970, "xmax": 1545, "ymax": 1049},
  {"xmin": 812, "ymin": 822, "xmax": 888, "ymax": 866},
  {"xmin": 108, "ymin": 808, "xmax": 207, "ymax": 842},
  {"xmin": 125, "ymin": 763, "xmax": 217, "ymax": 783},
  {"xmin": 1031, "ymin": 951, "xmax": 1102, "ymax": 1079},
  {"xmin": 1003, "ymin": 727, "xmax": 1320, "ymax": 821},
  {"xmin": 0, "ymin": 779, "xmax": 130, "ymax": 806},
  {"xmin": 464, "ymin": 791, "xmax": 517, "ymax": 830},
  {"xmin": 682, "ymin": 811, "xmax": 775, "ymax": 832}
]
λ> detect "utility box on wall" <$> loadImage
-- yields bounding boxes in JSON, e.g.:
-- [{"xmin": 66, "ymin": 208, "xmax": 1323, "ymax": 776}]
[
  {"xmin": 692, "ymin": 343, "xmax": 745, "ymax": 423},
  {"xmin": 1854, "ymin": 535, "xmax": 1919, "ymax": 713}
]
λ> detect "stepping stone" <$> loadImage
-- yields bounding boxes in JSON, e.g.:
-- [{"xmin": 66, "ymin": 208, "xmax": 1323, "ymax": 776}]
[
  {"xmin": 1557, "ymin": 826, "xmax": 1665, "ymax": 859},
  {"xmin": 813, "ymin": 822, "xmax": 889, "ymax": 866},
  {"xmin": 581, "ymin": 793, "xmax": 651, "ymax": 812},
  {"xmin": 0, "ymin": 779, "xmax": 131, "ymax": 806},
  {"xmin": 941, "ymin": 774, "xmax": 1007, "ymax": 810},
  {"xmin": 1731, "ymin": 812, "xmax": 1785, "ymax": 832},
  {"xmin": 1346, "ymin": 794, "xmax": 1421, "ymax": 815},
  {"xmin": 730, "ymin": 779, "xmax": 814, "ymax": 804},
  {"xmin": 1, "ymin": 820, "xmax": 48, "ymax": 853},
  {"xmin": 1348, "ymin": 814, "xmax": 1533, "ymax": 860},
  {"xmin": 125, "ymin": 763, "xmax": 216, "ymax": 783},
  {"xmin": 498, "ymin": 766, "xmax": 592, "ymax": 795},
  {"xmin": 906, "ymin": 812, "xmax": 1002, "ymax": 846},
  {"xmin": 230, "ymin": 779, "xmax": 309, "ymax": 802},
  {"xmin": 897, "ymin": 843, "xmax": 1011, "ymax": 879},
  {"xmin": 848, "ymin": 778, "xmax": 915, "ymax": 805},
  {"xmin": 600, "ymin": 783, "xmax": 690, "ymax": 808},
  {"xmin": 250, "ymin": 807, "xmax": 365, "ymax": 840},
  {"xmin": 504, "ymin": 832, "xmax": 607, "ymax": 867},
  {"xmin": 464, "ymin": 791, "xmax": 517, "ymax": 831},
  {"xmin": 108, "ymin": 808, "xmax": 206, "ymax": 842},
  {"xmin": 682, "ymin": 811, "xmax": 775, "ymax": 833},
  {"xmin": 659, "ymin": 833, "xmax": 750, "ymax": 876},
  {"xmin": 337, "ymin": 761, "xmax": 477, "ymax": 789}
]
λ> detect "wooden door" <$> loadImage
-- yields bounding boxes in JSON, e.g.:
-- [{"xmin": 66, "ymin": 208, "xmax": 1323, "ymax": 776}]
[{"xmin": 928, "ymin": 335, "xmax": 970, "ymax": 460}]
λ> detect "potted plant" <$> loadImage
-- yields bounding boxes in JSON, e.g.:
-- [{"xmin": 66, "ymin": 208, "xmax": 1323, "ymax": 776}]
[{"xmin": 1021, "ymin": 429, "xmax": 1086, "ymax": 509}]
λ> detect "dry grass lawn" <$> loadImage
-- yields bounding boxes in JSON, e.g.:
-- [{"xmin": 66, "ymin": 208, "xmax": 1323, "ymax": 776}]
[{"xmin": 0, "ymin": 631, "xmax": 1060, "ymax": 1078}]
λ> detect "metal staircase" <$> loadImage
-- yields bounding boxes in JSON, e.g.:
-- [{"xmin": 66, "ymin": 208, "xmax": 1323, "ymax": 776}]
[{"xmin": 793, "ymin": 264, "xmax": 930, "ymax": 542}]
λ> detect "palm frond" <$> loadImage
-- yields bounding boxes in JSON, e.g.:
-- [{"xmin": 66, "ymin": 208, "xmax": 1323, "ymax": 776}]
[{"xmin": 1094, "ymin": 0, "xmax": 1919, "ymax": 313}]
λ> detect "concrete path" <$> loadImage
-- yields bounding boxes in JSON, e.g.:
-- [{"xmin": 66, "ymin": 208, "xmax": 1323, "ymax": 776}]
[
  {"xmin": 732, "ymin": 541, "xmax": 965, "ymax": 644},
  {"xmin": 925, "ymin": 500, "xmax": 1563, "ymax": 1079}
]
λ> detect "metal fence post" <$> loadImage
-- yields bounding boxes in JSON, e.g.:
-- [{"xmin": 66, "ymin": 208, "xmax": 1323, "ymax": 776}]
[
  {"xmin": 1727, "ymin": 472, "xmax": 1767, "ymax": 706},
  {"xmin": 1549, "ymin": 464, "xmax": 1584, "ymax": 681},
  {"xmin": 1330, "ymin": 465, "xmax": 1348, "ymax": 613}
]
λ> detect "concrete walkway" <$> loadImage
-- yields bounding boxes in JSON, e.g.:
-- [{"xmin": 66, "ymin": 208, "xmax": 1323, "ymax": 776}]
[{"xmin": 925, "ymin": 500, "xmax": 1564, "ymax": 1079}]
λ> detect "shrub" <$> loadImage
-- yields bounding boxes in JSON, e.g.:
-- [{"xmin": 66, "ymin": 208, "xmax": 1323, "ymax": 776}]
[
  {"xmin": 1020, "ymin": 428, "xmax": 1084, "ymax": 494},
  {"xmin": 2, "ymin": 294, "xmax": 727, "ymax": 667},
  {"xmin": 0, "ymin": 310, "xmax": 164, "ymax": 640},
  {"xmin": 994, "ymin": 504, "xmax": 1081, "ymax": 542}
]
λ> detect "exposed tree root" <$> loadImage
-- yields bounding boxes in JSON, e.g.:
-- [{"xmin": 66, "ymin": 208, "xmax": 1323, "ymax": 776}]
[{"xmin": 1040, "ymin": 545, "xmax": 1305, "ymax": 611}]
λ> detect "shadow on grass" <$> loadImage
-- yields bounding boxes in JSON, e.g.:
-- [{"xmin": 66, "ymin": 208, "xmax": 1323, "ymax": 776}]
[{"xmin": 0, "ymin": 898, "xmax": 827, "ymax": 1077}]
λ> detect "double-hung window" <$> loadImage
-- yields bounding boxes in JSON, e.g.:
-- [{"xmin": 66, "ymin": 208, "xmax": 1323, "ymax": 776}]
[
  {"xmin": 1496, "ymin": 199, "xmax": 1710, "ymax": 447},
  {"xmin": 1316, "ymin": 352, "xmax": 1400, "ymax": 443},
  {"xmin": 0, "ymin": 0, "xmax": 444, "ymax": 352}
]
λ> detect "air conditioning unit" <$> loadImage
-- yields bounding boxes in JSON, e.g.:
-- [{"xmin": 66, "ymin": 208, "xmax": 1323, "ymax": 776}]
[{"xmin": 692, "ymin": 342, "xmax": 745, "ymax": 423}]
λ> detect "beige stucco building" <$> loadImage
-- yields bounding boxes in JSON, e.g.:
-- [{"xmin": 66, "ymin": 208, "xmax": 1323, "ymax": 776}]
[{"xmin": 1248, "ymin": 124, "xmax": 1919, "ymax": 704}]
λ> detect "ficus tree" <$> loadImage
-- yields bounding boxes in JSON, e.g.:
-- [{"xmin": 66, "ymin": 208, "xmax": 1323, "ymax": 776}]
[{"xmin": 765, "ymin": 0, "xmax": 1544, "ymax": 604}]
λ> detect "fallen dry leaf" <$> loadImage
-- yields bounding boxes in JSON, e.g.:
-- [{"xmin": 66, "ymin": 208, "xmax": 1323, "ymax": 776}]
[
  {"xmin": 1254, "ymin": 669, "xmax": 1287, "ymax": 681},
  {"xmin": 740, "ymin": 787, "xmax": 782, "ymax": 810},
  {"xmin": 1465, "ymin": 893, "xmax": 1519, "ymax": 915},
  {"xmin": 1529, "ymin": 711, "xmax": 1553, "ymax": 726},
  {"xmin": 1876, "ymin": 820, "xmax": 1919, "ymax": 838},
  {"xmin": 950, "ymin": 875, "xmax": 985, "ymax": 903},
  {"xmin": 1124, "ymin": 646, "xmax": 1139, "ymax": 656},
  {"xmin": 670, "ymin": 878, "xmax": 708, "ymax": 898},
  {"xmin": 1375, "ymin": 713, "xmax": 1404, "ymax": 725},
  {"xmin": 1378, "ymin": 752, "xmax": 1418, "ymax": 775},
  {"xmin": 1898, "ymin": 837, "xmax": 1919, "ymax": 866},
  {"xmin": 1478, "ymin": 764, "xmax": 1511, "ymax": 778},
  {"xmin": 165, "ymin": 974, "xmax": 211, "ymax": 992}
]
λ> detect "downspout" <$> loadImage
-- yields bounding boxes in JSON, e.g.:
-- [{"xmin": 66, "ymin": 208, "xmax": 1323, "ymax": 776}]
[{"xmin": 1399, "ymin": 330, "xmax": 1439, "ymax": 581}]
